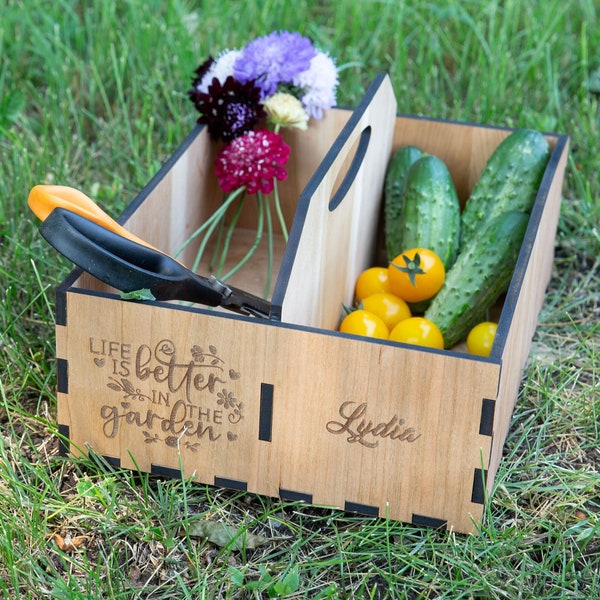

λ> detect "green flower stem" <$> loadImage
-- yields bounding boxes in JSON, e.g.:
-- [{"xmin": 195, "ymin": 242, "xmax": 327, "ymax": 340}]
[
  {"xmin": 270, "ymin": 125, "xmax": 289, "ymax": 242},
  {"xmin": 263, "ymin": 192, "xmax": 274, "ymax": 299},
  {"xmin": 214, "ymin": 193, "xmax": 246, "ymax": 277},
  {"xmin": 221, "ymin": 192, "xmax": 265, "ymax": 282},
  {"xmin": 190, "ymin": 191, "xmax": 247, "ymax": 274},
  {"xmin": 191, "ymin": 211, "xmax": 226, "ymax": 274},
  {"xmin": 208, "ymin": 207, "xmax": 227, "ymax": 272},
  {"xmin": 174, "ymin": 186, "xmax": 246, "ymax": 260},
  {"xmin": 174, "ymin": 176, "xmax": 284, "ymax": 300},
  {"xmin": 272, "ymin": 180, "xmax": 288, "ymax": 243}
]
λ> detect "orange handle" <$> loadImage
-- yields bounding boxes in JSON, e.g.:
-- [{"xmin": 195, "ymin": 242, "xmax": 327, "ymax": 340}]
[{"xmin": 27, "ymin": 185, "xmax": 157, "ymax": 251}]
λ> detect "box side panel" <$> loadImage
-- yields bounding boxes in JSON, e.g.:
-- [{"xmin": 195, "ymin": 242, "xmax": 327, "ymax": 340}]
[
  {"xmin": 57, "ymin": 292, "xmax": 499, "ymax": 533},
  {"xmin": 486, "ymin": 136, "xmax": 569, "ymax": 483},
  {"xmin": 122, "ymin": 130, "xmax": 220, "ymax": 265}
]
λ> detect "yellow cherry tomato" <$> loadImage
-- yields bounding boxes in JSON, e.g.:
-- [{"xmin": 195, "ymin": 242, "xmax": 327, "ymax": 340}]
[
  {"xmin": 362, "ymin": 293, "xmax": 412, "ymax": 330},
  {"xmin": 339, "ymin": 309, "xmax": 389, "ymax": 339},
  {"xmin": 466, "ymin": 321, "xmax": 498, "ymax": 356},
  {"xmin": 388, "ymin": 248, "xmax": 445, "ymax": 303},
  {"xmin": 389, "ymin": 317, "xmax": 444, "ymax": 349},
  {"xmin": 355, "ymin": 267, "xmax": 391, "ymax": 302}
]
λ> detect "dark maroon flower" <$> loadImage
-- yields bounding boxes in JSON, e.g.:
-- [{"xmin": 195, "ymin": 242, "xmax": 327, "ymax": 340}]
[
  {"xmin": 189, "ymin": 75, "xmax": 266, "ymax": 142},
  {"xmin": 214, "ymin": 129, "xmax": 290, "ymax": 195}
]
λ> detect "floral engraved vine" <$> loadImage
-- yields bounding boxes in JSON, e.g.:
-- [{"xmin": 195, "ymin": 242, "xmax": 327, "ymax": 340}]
[
  {"xmin": 191, "ymin": 344, "xmax": 222, "ymax": 365},
  {"xmin": 216, "ymin": 389, "xmax": 244, "ymax": 424},
  {"xmin": 106, "ymin": 377, "xmax": 152, "ymax": 403}
]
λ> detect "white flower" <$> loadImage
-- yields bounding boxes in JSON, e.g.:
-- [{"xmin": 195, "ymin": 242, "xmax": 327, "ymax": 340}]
[
  {"xmin": 292, "ymin": 51, "xmax": 339, "ymax": 119},
  {"xmin": 196, "ymin": 49, "xmax": 242, "ymax": 94}
]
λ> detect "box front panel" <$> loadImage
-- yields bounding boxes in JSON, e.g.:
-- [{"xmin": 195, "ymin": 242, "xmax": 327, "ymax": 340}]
[{"xmin": 57, "ymin": 292, "xmax": 499, "ymax": 533}]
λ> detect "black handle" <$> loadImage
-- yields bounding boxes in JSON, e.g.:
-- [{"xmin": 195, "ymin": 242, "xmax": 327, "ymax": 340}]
[{"xmin": 39, "ymin": 208, "xmax": 224, "ymax": 306}]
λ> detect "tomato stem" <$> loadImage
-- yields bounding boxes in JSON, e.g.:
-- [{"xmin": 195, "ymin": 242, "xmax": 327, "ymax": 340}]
[{"xmin": 391, "ymin": 252, "xmax": 426, "ymax": 286}]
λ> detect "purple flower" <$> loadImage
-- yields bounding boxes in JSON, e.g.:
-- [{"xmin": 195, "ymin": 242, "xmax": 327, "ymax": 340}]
[{"xmin": 233, "ymin": 31, "xmax": 317, "ymax": 98}]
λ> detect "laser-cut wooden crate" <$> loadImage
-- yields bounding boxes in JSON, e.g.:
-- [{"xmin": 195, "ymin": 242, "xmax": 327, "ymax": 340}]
[{"xmin": 54, "ymin": 74, "xmax": 569, "ymax": 533}]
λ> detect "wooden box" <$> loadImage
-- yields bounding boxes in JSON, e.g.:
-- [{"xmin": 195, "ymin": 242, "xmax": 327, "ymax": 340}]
[{"xmin": 55, "ymin": 74, "xmax": 569, "ymax": 533}]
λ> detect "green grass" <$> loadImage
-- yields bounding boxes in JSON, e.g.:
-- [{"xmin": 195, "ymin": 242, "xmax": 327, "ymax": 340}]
[{"xmin": 1, "ymin": 0, "xmax": 599, "ymax": 597}]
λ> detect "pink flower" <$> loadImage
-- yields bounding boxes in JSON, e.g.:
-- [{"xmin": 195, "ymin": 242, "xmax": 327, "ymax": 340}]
[{"xmin": 214, "ymin": 129, "xmax": 290, "ymax": 195}]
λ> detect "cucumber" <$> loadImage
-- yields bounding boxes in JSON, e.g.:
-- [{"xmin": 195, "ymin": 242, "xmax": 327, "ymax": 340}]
[
  {"xmin": 390, "ymin": 154, "xmax": 461, "ymax": 270},
  {"xmin": 384, "ymin": 145, "xmax": 423, "ymax": 261},
  {"xmin": 424, "ymin": 210, "xmax": 529, "ymax": 348},
  {"xmin": 460, "ymin": 129, "xmax": 550, "ymax": 247}
]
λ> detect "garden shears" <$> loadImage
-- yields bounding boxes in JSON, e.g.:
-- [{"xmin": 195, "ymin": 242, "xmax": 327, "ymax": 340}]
[{"xmin": 28, "ymin": 185, "xmax": 273, "ymax": 319}]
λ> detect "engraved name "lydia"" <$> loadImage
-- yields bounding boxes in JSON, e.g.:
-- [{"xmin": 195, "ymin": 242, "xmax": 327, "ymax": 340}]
[{"xmin": 326, "ymin": 401, "xmax": 421, "ymax": 448}]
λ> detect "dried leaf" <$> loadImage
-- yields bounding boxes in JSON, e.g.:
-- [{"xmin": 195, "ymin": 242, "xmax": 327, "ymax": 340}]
[
  {"xmin": 187, "ymin": 519, "xmax": 269, "ymax": 551},
  {"xmin": 51, "ymin": 533, "xmax": 88, "ymax": 552}
]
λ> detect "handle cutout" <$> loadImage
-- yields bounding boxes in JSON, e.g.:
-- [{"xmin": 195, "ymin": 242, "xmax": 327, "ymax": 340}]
[{"xmin": 328, "ymin": 125, "xmax": 372, "ymax": 212}]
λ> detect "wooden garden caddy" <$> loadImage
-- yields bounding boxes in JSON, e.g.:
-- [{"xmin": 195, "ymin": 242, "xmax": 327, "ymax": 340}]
[{"xmin": 54, "ymin": 74, "xmax": 569, "ymax": 534}]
